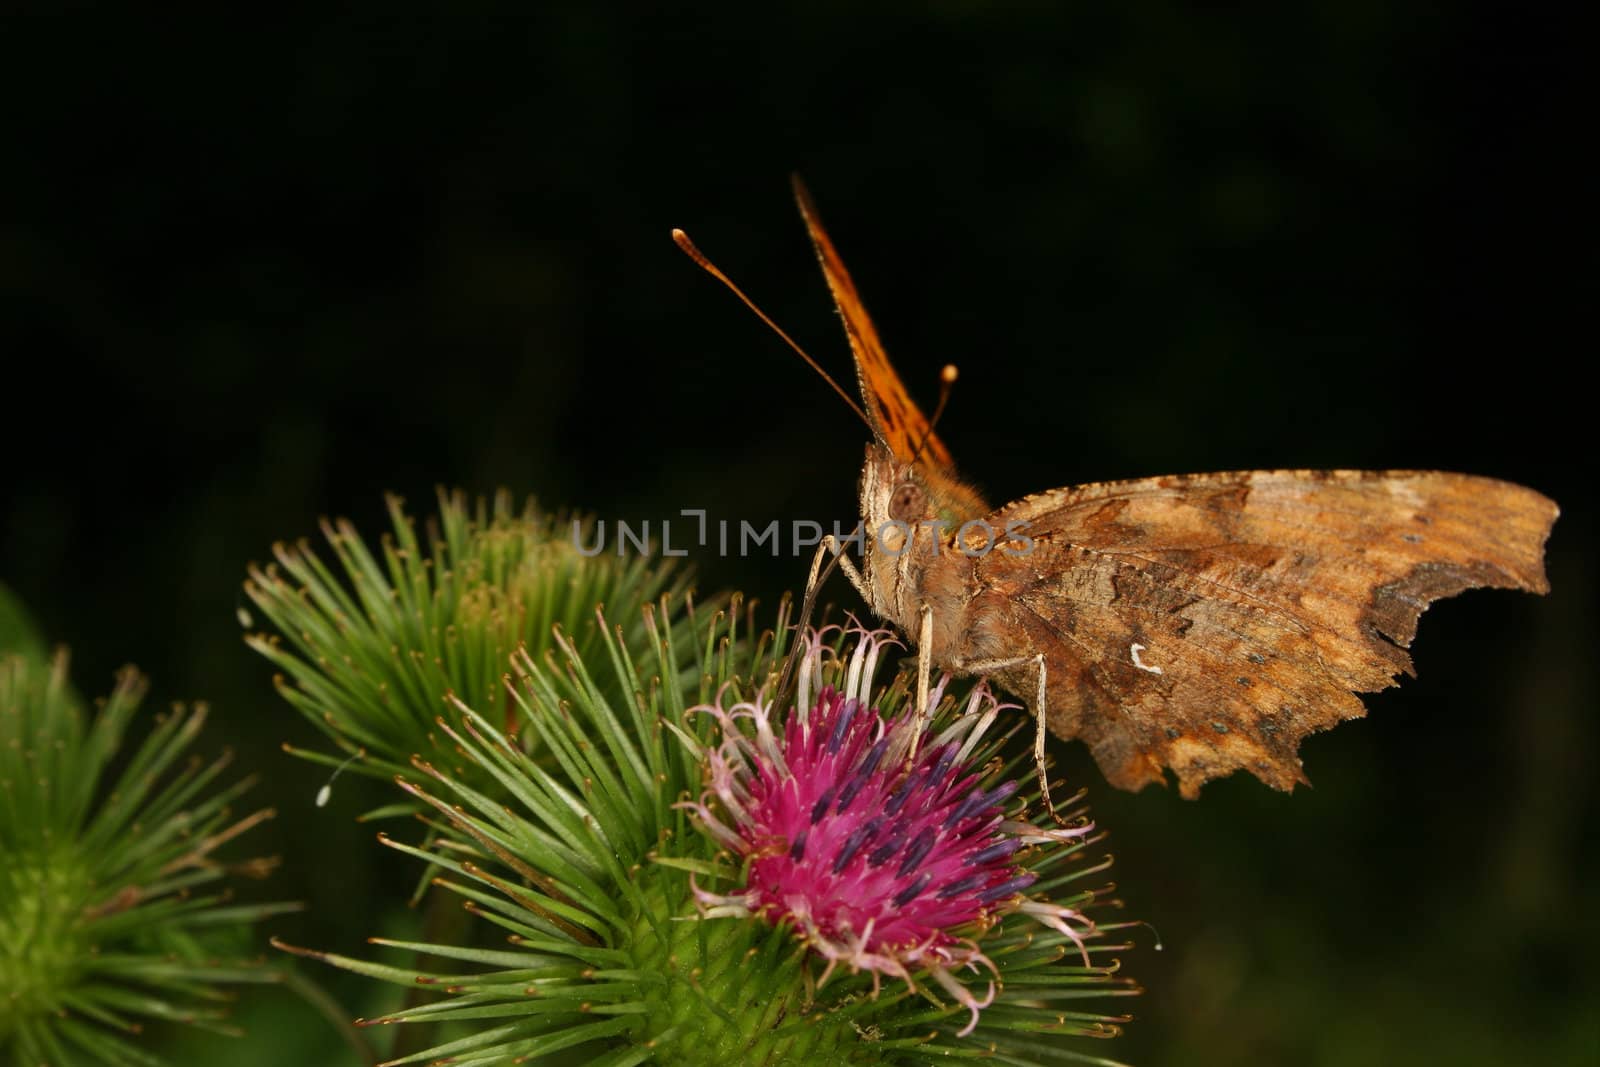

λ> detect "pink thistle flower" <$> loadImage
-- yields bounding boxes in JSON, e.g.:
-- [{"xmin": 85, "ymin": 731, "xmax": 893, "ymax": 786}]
[{"xmin": 684, "ymin": 624, "xmax": 1095, "ymax": 1036}]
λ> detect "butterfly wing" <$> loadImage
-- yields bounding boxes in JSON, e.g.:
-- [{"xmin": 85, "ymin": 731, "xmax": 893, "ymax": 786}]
[
  {"xmin": 791, "ymin": 176, "xmax": 953, "ymax": 467},
  {"xmin": 967, "ymin": 470, "xmax": 1558, "ymax": 797}
]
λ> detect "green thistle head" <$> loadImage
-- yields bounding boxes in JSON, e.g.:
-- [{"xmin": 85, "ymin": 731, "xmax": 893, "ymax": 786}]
[
  {"xmin": 0, "ymin": 651, "xmax": 295, "ymax": 1066},
  {"xmin": 277, "ymin": 598, "xmax": 1143, "ymax": 1065},
  {"xmin": 242, "ymin": 489, "xmax": 703, "ymax": 804}
]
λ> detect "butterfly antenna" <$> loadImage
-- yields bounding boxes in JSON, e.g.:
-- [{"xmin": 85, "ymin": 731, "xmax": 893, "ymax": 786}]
[
  {"xmin": 673, "ymin": 228, "xmax": 872, "ymax": 429},
  {"xmin": 911, "ymin": 363, "xmax": 959, "ymax": 463}
]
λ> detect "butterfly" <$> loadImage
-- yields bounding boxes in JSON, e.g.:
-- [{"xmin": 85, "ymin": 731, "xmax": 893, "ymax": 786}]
[{"xmin": 681, "ymin": 178, "xmax": 1560, "ymax": 800}]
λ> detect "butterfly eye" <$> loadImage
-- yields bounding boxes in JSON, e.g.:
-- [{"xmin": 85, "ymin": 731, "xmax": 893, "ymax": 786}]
[{"xmin": 889, "ymin": 483, "xmax": 927, "ymax": 522}]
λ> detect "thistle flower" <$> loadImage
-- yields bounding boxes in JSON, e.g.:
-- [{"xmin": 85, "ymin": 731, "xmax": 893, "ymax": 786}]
[
  {"xmin": 275, "ymin": 599, "xmax": 1141, "ymax": 1065},
  {"xmin": 685, "ymin": 624, "xmax": 1099, "ymax": 1037},
  {"xmin": 0, "ymin": 650, "xmax": 295, "ymax": 1066},
  {"xmin": 242, "ymin": 488, "xmax": 702, "ymax": 802}
]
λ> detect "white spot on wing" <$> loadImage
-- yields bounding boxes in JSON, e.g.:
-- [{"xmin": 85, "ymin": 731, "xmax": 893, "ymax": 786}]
[{"xmin": 1130, "ymin": 643, "xmax": 1163, "ymax": 675}]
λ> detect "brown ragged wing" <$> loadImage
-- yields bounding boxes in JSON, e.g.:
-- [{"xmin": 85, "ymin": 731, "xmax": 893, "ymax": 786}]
[{"xmin": 978, "ymin": 470, "xmax": 1558, "ymax": 798}]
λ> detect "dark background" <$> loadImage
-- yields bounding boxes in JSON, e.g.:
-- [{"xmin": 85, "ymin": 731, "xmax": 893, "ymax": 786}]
[{"xmin": 2, "ymin": 9, "xmax": 1592, "ymax": 1065}]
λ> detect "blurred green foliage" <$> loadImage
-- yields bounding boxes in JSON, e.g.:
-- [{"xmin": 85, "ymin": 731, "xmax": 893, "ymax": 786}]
[{"xmin": 0, "ymin": 583, "xmax": 48, "ymax": 666}]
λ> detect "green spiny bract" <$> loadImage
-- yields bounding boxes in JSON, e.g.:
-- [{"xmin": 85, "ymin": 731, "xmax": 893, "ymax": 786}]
[
  {"xmin": 0, "ymin": 651, "xmax": 295, "ymax": 1066},
  {"xmin": 243, "ymin": 488, "xmax": 706, "ymax": 809}
]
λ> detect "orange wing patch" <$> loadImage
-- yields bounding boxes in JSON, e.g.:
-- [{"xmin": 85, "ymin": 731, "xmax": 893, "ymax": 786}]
[{"xmin": 792, "ymin": 176, "xmax": 953, "ymax": 469}]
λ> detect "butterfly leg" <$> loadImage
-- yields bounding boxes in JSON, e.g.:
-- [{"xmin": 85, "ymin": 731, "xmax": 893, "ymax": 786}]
[
  {"xmin": 794, "ymin": 535, "xmax": 868, "ymax": 638},
  {"xmin": 777, "ymin": 536, "xmax": 875, "ymax": 707},
  {"xmin": 906, "ymin": 605, "xmax": 935, "ymax": 763},
  {"xmin": 951, "ymin": 653, "xmax": 1066, "ymax": 826},
  {"xmin": 1024, "ymin": 655, "xmax": 1067, "ymax": 826},
  {"xmin": 818, "ymin": 533, "xmax": 869, "ymax": 603}
]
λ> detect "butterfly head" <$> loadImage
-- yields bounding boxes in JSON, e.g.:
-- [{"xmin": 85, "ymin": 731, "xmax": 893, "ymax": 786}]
[{"xmin": 858, "ymin": 443, "xmax": 990, "ymax": 566}]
